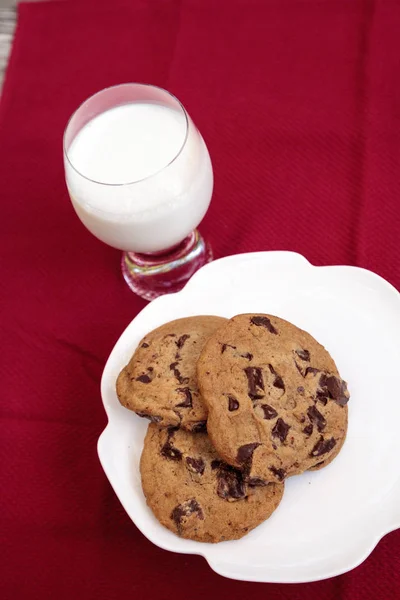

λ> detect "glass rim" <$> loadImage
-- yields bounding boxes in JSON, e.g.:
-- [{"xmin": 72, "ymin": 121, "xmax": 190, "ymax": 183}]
[{"xmin": 63, "ymin": 82, "xmax": 190, "ymax": 187}]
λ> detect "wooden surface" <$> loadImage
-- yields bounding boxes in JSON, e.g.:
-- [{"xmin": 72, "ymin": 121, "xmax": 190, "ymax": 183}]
[{"xmin": 0, "ymin": 7, "xmax": 16, "ymax": 92}]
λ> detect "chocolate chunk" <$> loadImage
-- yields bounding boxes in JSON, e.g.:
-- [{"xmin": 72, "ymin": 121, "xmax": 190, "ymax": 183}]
[
  {"xmin": 305, "ymin": 367, "xmax": 320, "ymax": 377},
  {"xmin": 135, "ymin": 374, "xmax": 152, "ymax": 384},
  {"xmin": 297, "ymin": 386, "xmax": 305, "ymax": 393},
  {"xmin": 161, "ymin": 443, "xmax": 182, "ymax": 461},
  {"xmin": 221, "ymin": 343, "xmax": 237, "ymax": 353},
  {"xmin": 241, "ymin": 352, "xmax": 253, "ymax": 360},
  {"xmin": 244, "ymin": 367, "xmax": 265, "ymax": 400},
  {"xmin": 186, "ymin": 456, "xmax": 205, "ymax": 475},
  {"xmin": 312, "ymin": 460, "xmax": 325, "ymax": 468},
  {"xmin": 335, "ymin": 394, "xmax": 349, "ymax": 407},
  {"xmin": 211, "ymin": 459, "xmax": 223, "ymax": 470},
  {"xmin": 216, "ymin": 465, "xmax": 246, "ymax": 500},
  {"xmin": 236, "ymin": 442, "xmax": 260, "ymax": 464},
  {"xmin": 167, "ymin": 426, "xmax": 180, "ymax": 433},
  {"xmin": 272, "ymin": 418, "xmax": 290, "ymax": 442},
  {"xmin": 175, "ymin": 387, "xmax": 193, "ymax": 408},
  {"xmin": 273, "ymin": 375, "xmax": 285, "ymax": 390},
  {"xmin": 319, "ymin": 374, "xmax": 349, "ymax": 406},
  {"xmin": 191, "ymin": 421, "xmax": 207, "ymax": 433},
  {"xmin": 176, "ymin": 334, "xmax": 190, "ymax": 349},
  {"xmin": 303, "ymin": 424, "xmax": 313, "ymax": 436},
  {"xmin": 250, "ymin": 316, "xmax": 278, "ymax": 334},
  {"xmin": 161, "ymin": 429, "xmax": 182, "ymax": 461},
  {"xmin": 319, "ymin": 374, "xmax": 330, "ymax": 389},
  {"xmin": 294, "ymin": 361, "xmax": 304, "ymax": 376},
  {"xmin": 260, "ymin": 404, "xmax": 278, "ymax": 419},
  {"xmin": 310, "ymin": 436, "xmax": 336, "ymax": 457},
  {"xmin": 171, "ymin": 498, "xmax": 204, "ymax": 529},
  {"xmin": 268, "ymin": 364, "xmax": 285, "ymax": 391},
  {"xmin": 295, "ymin": 348, "xmax": 310, "ymax": 361},
  {"xmin": 136, "ymin": 411, "xmax": 162, "ymax": 423},
  {"xmin": 211, "ymin": 460, "xmax": 248, "ymax": 499},
  {"xmin": 169, "ymin": 362, "xmax": 189, "ymax": 385},
  {"xmin": 141, "ymin": 342, "xmax": 149, "ymax": 348},
  {"xmin": 269, "ymin": 466, "xmax": 286, "ymax": 481},
  {"xmin": 315, "ymin": 390, "xmax": 328, "ymax": 405},
  {"xmin": 307, "ymin": 405, "xmax": 326, "ymax": 432},
  {"xmin": 227, "ymin": 395, "xmax": 239, "ymax": 411},
  {"xmin": 247, "ymin": 477, "xmax": 268, "ymax": 487},
  {"xmin": 176, "ymin": 371, "xmax": 189, "ymax": 385}
]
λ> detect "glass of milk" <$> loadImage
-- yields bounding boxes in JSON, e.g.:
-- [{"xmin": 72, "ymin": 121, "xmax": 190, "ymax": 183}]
[{"xmin": 63, "ymin": 83, "xmax": 213, "ymax": 300}]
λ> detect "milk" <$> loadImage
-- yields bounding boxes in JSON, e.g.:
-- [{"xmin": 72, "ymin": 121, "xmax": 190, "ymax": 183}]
[
  {"xmin": 65, "ymin": 102, "xmax": 213, "ymax": 253},
  {"xmin": 68, "ymin": 104, "xmax": 187, "ymax": 185}
]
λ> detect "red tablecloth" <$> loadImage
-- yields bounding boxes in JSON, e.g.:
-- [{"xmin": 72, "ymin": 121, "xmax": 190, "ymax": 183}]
[{"xmin": 1, "ymin": 0, "xmax": 400, "ymax": 598}]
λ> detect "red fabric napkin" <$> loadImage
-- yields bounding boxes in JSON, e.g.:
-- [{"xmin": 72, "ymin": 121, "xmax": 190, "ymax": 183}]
[{"xmin": 1, "ymin": 0, "xmax": 399, "ymax": 598}]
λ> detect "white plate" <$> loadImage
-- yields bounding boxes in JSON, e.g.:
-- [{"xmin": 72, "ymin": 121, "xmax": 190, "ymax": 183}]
[{"xmin": 98, "ymin": 251, "xmax": 400, "ymax": 583}]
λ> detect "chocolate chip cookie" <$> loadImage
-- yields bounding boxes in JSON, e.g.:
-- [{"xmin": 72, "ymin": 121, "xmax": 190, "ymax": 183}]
[
  {"xmin": 197, "ymin": 314, "xmax": 349, "ymax": 483},
  {"xmin": 116, "ymin": 316, "xmax": 227, "ymax": 431},
  {"xmin": 140, "ymin": 424, "xmax": 284, "ymax": 542}
]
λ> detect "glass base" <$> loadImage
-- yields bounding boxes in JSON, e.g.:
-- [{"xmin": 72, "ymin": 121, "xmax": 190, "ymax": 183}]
[{"xmin": 121, "ymin": 230, "xmax": 213, "ymax": 301}]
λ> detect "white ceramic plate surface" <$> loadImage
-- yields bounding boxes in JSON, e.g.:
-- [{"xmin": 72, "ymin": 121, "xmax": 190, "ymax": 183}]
[{"xmin": 99, "ymin": 251, "xmax": 400, "ymax": 583}]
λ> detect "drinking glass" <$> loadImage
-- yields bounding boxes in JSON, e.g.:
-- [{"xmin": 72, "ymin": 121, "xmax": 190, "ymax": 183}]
[{"xmin": 63, "ymin": 83, "xmax": 213, "ymax": 301}]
